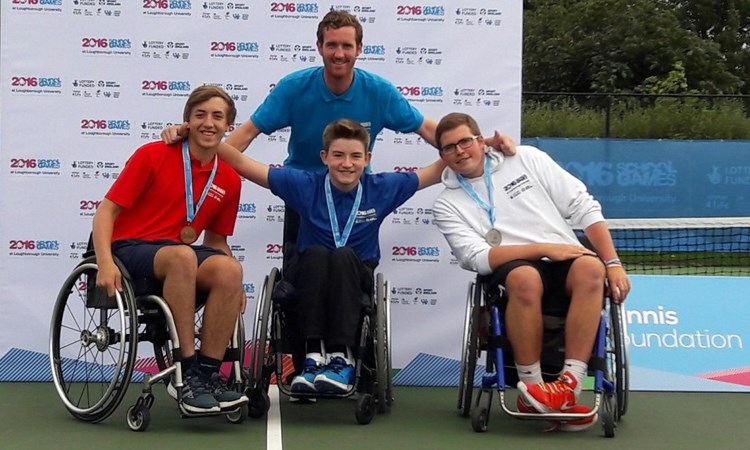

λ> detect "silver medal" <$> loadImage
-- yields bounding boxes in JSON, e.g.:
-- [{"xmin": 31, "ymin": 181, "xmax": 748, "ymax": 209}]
[{"xmin": 486, "ymin": 229, "xmax": 502, "ymax": 246}]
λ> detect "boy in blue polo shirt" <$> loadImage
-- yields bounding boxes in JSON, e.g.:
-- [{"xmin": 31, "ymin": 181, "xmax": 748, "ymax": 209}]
[{"xmin": 218, "ymin": 118, "xmax": 449, "ymax": 394}]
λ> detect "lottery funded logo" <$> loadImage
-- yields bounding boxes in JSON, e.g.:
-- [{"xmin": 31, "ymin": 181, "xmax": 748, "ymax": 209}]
[
  {"xmin": 395, "ymin": 4, "xmax": 445, "ymax": 23},
  {"xmin": 268, "ymin": 43, "xmax": 317, "ymax": 64},
  {"xmin": 68, "ymin": 240, "xmax": 89, "ymax": 260},
  {"xmin": 140, "ymin": 120, "xmax": 174, "ymax": 140},
  {"xmin": 397, "ymin": 85, "xmax": 445, "ymax": 104},
  {"xmin": 80, "ymin": 36, "xmax": 133, "ymax": 56},
  {"xmin": 390, "ymin": 205, "xmax": 432, "ymax": 226},
  {"xmin": 8, "ymin": 239, "xmax": 61, "ymax": 258},
  {"xmin": 201, "ymin": 1, "xmax": 251, "ymax": 21},
  {"xmin": 237, "ymin": 202, "xmax": 257, "ymax": 220},
  {"xmin": 8, "ymin": 0, "xmax": 62, "ymax": 13},
  {"xmin": 390, "ymin": 243, "xmax": 441, "ymax": 263},
  {"xmin": 269, "ymin": 2, "xmax": 320, "ymax": 20},
  {"xmin": 9, "ymin": 75, "xmax": 62, "ymax": 95},
  {"xmin": 142, "ymin": 0, "xmax": 192, "ymax": 17},
  {"xmin": 454, "ymin": 6, "xmax": 503, "ymax": 26},
  {"xmin": 389, "ymin": 285, "xmax": 439, "ymax": 306},
  {"xmin": 8, "ymin": 157, "xmax": 61, "ymax": 176},
  {"xmin": 209, "ymin": 41, "xmax": 260, "ymax": 60},
  {"xmin": 264, "ymin": 203, "xmax": 285, "ymax": 223},
  {"xmin": 72, "ymin": 0, "xmax": 123, "ymax": 17},
  {"xmin": 394, "ymin": 46, "xmax": 443, "ymax": 66},
  {"xmin": 142, "ymin": 40, "xmax": 191, "ymax": 60},
  {"xmin": 72, "ymin": 79, "xmax": 122, "ymax": 100},
  {"xmin": 70, "ymin": 159, "xmax": 121, "ymax": 180},
  {"xmin": 452, "ymin": 87, "xmax": 502, "ymax": 108},
  {"xmin": 141, "ymin": 79, "xmax": 191, "ymax": 98}
]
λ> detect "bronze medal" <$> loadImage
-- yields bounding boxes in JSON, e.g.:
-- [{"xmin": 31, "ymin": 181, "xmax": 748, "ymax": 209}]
[{"xmin": 180, "ymin": 225, "xmax": 197, "ymax": 244}]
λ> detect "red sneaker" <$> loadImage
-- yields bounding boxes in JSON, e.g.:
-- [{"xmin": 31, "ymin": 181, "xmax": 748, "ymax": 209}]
[
  {"xmin": 555, "ymin": 404, "xmax": 598, "ymax": 432},
  {"xmin": 517, "ymin": 371, "xmax": 578, "ymax": 413},
  {"xmin": 516, "ymin": 395, "xmax": 540, "ymax": 413}
]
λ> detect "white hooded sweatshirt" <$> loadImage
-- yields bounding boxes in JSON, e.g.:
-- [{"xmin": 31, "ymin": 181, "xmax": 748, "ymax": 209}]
[{"xmin": 432, "ymin": 145, "xmax": 605, "ymax": 275}]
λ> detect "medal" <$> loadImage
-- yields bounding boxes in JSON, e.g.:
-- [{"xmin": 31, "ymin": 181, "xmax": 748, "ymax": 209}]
[
  {"xmin": 180, "ymin": 226, "xmax": 198, "ymax": 244},
  {"xmin": 325, "ymin": 173, "xmax": 362, "ymax": 248},
  {"xmin": 486, "ymin": 229, "xmax": 502, "ymax": 246}
]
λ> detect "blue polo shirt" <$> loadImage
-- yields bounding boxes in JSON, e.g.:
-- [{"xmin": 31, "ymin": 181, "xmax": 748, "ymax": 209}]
[
  {"xmin": 268, "ymin": 168, "xmax": 419, "ymax": 262},
  {"xmin": 252, "ymin": 67, "xmax": 424, "ymax": 171}
]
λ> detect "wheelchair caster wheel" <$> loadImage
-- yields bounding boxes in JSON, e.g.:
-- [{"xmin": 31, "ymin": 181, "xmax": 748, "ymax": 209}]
[
  {"xmin": 226, "ymin": 404, "xmax": 248, "ymax": 424},
  {"xmin": 248, "ymin": 389, "xmax": 270, "ymax": 419},
  {"xmin": 470, "ymin": 392, "xmax": 491, "ymax": 432},
  {"xmin": 126, "ymin": 405, "xmax": 151, "ymax": 432},
  {"xmin": 355, "ymin": 393, "xmax": 375, "ymax": 425}
]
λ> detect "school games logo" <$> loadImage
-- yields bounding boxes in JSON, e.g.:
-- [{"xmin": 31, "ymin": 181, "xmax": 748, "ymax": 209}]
[
  {"xmin": 389, "ymin": 285, "xmax": 439, "ymax": 306},
  {"xmin": 268, "ymin": 43, "xmax": 317, "ymax": 64},
  {"xmin": 265, "ymin": 243, "xmax": 283, "ymax": 261},
  {"xmin": 72, "ymin": 79, "xmax": 122, "ymax": 100},
  {"xmin": 243, "ymin": 282, "xmax": 256, "ymax": 301},
  {"xmin": 397, "ymin": 85, "xmax": 445, "ymax": 104},
  {"xmin": 9, "ymin": 0, "xmax": 62, "ymax": 13},
  {"xmin": 201, "ymin": 1, "xmax": 251, "ymax": 21},
  {"xmin": 452, "ymin": 87, "xmax": 502, "ymax": 108},
  {"xmin": 237, "ymin": 202, "xmax": 257, "ymax": 220},
  {"xmin": 394, "ymin": 46, "xmax": 443, "ymax": 67},
  {"xmin": 8, "ymin": 239, "xmax": 61, "ymax": 258},
  {"xmin": 81, "ymin": 37, "xmax": 133, "ymax": 56},
  {"xmin": 358, "ymin": 44, "xmax": 386, "ymax": 63},
  {"xmin": 8, "ymin": 157, "xmax": 61, "ymax": 176},
  {"xmin": 72, "ymin": 0, "xmax": 123, "ymax": 17},
  {"xmin": 269, "ymin": 2, "xmax": 320, "ymax": 20},
  {"xmin": 142, "ymin": 0, "xmax": 192, "ymax": 17},
  {"xmin": 80, "ymin": 118, "xmax": 131, "ymax": 137},
  {"xmin": 210, "ymin": 41, "xmax": 260, "ymax": 60},
  {"xmin": 395, "ymin": 5, "xmax": 445, "ymax": 23},
  {"xmin": 70, "ymin": 160, "xmax": 121, "ymax": 180},
  {"xmin": 78, "ymin": 199, "xmax": 102, "ymax": 218},
  {"xmin": 454, "ymin": 6, "xmax": 503, "ymax": 26},
  {"xmin": 141, "ymin": 40, "xmax": 191, "ymax": 60},
  {"xmin": 9, "ymin": 76, "xmax": 62, "ymax": 95},
  {"xmin": 390, "ymin": 244, "xmax": 440, "ymax": 263},
  {"xmin": 141, "ymin": 80, "xmax": 191, "ymax": 98}
]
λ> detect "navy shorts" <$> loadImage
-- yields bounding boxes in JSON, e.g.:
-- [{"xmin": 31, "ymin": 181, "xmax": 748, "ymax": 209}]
[
  {"xmin": 483, "ymin": 258, "xmax": 582, "ymax": 317},
  {"xmin": 112, "ymin": 239, "xmax": 226, "ymax": 282}
]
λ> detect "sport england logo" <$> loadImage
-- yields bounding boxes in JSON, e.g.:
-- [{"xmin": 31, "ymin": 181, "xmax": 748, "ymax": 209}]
[
  {"xmin": 454, "ymin": 7, "xmax": 503, "ymax": 27},
  {"xmin": 201, "ymin": 1, "xmax": 251, "ymax": 21},
  {"xmin": 142, "ymin": 40, "xmax": 191, "ymax": 61}
]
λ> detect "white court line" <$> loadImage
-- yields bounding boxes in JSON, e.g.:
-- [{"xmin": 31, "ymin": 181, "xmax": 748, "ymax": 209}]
[{"xmin": 267, "ymin": 385, "xmax": 283, "ymax": 450}]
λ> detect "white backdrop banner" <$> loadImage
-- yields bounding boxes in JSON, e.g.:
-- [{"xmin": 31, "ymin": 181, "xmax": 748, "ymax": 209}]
[{"xmin": 0, "ymin": 1, "xmax": 522, "ymax": 380}]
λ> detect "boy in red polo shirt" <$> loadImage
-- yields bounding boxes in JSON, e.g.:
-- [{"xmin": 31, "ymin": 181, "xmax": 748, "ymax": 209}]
[{"xmin": 92, "ymin": 86, "xmax": 248, "ymax": 415}]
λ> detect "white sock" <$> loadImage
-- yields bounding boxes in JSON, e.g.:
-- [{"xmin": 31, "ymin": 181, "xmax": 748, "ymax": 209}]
[
  {"xmin": 516, "ymin": 362, "xmax": 543, "ymax": 385},
  {"xmin": 562, "ymin": 359, "xmax": 587, "ymax": 397},
  {"xmin": 330, "ymin": 351, "xmax": 352, "ymax": 366}
]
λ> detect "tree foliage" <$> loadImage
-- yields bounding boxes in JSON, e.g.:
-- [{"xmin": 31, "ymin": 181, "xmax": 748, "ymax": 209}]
[{"xmin": 523, "ymin": 0, "xmax": 745, "ymax": 94}]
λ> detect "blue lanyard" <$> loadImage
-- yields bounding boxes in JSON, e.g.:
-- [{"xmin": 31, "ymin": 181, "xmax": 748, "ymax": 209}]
[
  {"xmin": 182, "ymin": 140, "xmax": 218, "ymax": 224},
  {"xmin": 324, "ymin": 173, "xmax": 362, "ymax": 248},
  {"xmin": 456, "ymin": 155, "xmax": 495, "ymax": 224}
]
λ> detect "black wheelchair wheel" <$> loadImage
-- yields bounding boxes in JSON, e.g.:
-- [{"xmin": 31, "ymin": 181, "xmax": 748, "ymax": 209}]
[
  {"xmin": 611, "ymin": 302, "xmax": 629, "ymax": 418},
  {"xmin": 248, "ymin": 267, "xmax": 277, "ymax": 393},
  {"xmin": 49, "ymin": 257, "xmax": 138, "ymax": 423},
  {"xmin": 458, "ymin": 280, "xmax": 481, "ymax": 417},
  {"xmin": 375, "ymin": 273, "xmax": 393, "ymax": 413}
]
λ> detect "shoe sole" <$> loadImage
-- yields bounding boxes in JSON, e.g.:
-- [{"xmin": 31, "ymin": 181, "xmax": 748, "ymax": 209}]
[
  {"xmin": 218, "ymin": 396, "xmax": 249, "ymax": 410},
  {"xmin": 556, "ymin": 414, "xmax": 599, "ymax": 432},
  {"xmin": 313, "ymin": 376, "xmax": 351, "ymax": 394},
  {"xmin": 291, "ymin": 379, "xmax": 317, "ymax": 394},
  {"xmin": 179, "ymin": 402, "xmax": 221, "ymax": 414}
]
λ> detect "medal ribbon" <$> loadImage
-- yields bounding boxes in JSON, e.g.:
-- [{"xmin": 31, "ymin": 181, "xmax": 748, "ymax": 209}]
[
  {"xmin": 456, "ymin": 155, "xmax": 495, "ymax": 224},
  {"xmin": 182, "ymin": 139, "xmax": 218, "ymax": 225},
  {"xmin": 324, "ymin": 173, "xmax": 362, "ymax": 248}
]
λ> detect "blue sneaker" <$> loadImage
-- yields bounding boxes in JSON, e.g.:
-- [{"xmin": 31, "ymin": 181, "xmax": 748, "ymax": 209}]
[
  {"xmin": 290, "ymin": 358, "xmax": 324, "ymax": 393},
  {"xmin": 313, "ymin": 356, "xmax": 354, "ymax": 394}
]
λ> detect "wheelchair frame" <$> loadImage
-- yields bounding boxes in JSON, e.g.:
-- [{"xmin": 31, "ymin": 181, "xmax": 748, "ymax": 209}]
[
  {"xmin": 457, "ymin": 276, "xmax": 629, "ymax": 437},
  {"xmin": 49, "ymin": 253, "xmax": 248, "ymax": 431},
  {"xmin": 244, "ymin": 267, "xmax": 393, "ymax": 424}
]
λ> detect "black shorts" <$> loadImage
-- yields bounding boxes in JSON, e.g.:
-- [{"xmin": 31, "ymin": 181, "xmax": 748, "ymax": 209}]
[
  {"xmin": 112, "ymin": 239, "xmax": 226, "ymax": 282},
  {"xmin": 482, "ymin": 259, "xmax": 576, "ymax": 317}
]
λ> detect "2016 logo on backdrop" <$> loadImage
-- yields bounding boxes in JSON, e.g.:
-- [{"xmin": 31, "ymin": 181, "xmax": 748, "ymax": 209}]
[
  {"xmin": 80, "ymin": 37, "xmax": 133, "ymax": 56},
  {"xmin": 80, "ymin": 119, "xmax": 131, "ymax": 137},
  {"xmin": 209, "ymin": 41, "xmax": 260, "ymax": 60},
  {"xmin": 237, "ymin": 203, "xmax": 257, "ymax": 220},
  {"xmin": 8, "ymin": 158, "xmax": 61, "ymax": 176},
  {"xmin": 142, "ymin": 0, "xmax": 192, "ymax": 17},
  {"xmin": 395, "ymin": 5, "xmax": 445, "ymax": 22},
  {"xmin": 269, "ymin": 2, "xmax": 320, "ymax": 20},
  {"xmin": 390, "ymin": 245, "xmax": 440, "ymax": 263},
  {"xmin": 79, "ymin": 199, "xmax": 102, "ymax": 218},
  {"xmin": 9, "ymin": 0, "xmax": 62, "ymax": 13},
  {"xmin": 397, "ymin": 85, "xmax": 445, "ymax": 104},
  {"xmin": 72, "ymin": 79, "xmax": 122, "ymax": 100},
  {"xmin": 9, "ymin": 76, "xmax": 62, "ymax": 95},
  {"xmin": 141, "ymin": 80, "xmax": 191, "ymax": 98},
  {"xmin": 8, "ymin": 239, "xmax": 61, "ymax": 257}
]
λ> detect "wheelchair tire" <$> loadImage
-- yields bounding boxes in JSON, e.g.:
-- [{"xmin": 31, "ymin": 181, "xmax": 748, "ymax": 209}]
[
  {"xmin": 355, "ymin": 393, "xmax": 376, "ymax": 425},
  {"xmin": 602, "ymin": 392, "xmax": 616, "ymax": 438},
  {"xmin": 611, "ymin": 302, "xmax": 629, "ymax": 418},
  {"xmin": 248, "ymin": 389, "xmax": 270, "ymax": 419},
  {"xmin": 49, "ymin": 257, "xmax": 138, "ymax": 423},
  {"xmin": 470, "ymin": 390, "xmax": 492, "ymax": 433},
  {"xmin": 126, "ymin": 404, "xmax": 151, "ymax": 432},
  {"xmin": 248, "ymin": 267, "xmax": 277, "ymax": 393},
  {"xmin": 458, "ymin": 280, "xmax": 481, "ymax": 417},
  {"xmin": 375, "ymin": 273, "xmax": 393, "ymax": 414}
]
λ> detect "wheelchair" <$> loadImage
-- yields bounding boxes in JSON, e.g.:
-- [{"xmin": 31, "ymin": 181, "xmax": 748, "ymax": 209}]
[
  {"xmin": 244, "ymin": 266, "xmax": 393, "ymax": 425},
  {"xmin": 48, "ymin": 245, "xmax": 248, "ymax": 431},
  {"xmin": 457, "ymin": 273, "xmax": 629, "ymax": 437}
]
